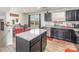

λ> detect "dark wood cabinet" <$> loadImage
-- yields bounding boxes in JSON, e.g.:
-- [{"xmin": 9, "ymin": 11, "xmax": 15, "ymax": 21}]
[
  {"xmin": 66, "ymin": 10, "xmax": 76, "ymax": 21},
  {"xmin": 51, "ymin": 28, "xmax": 76, "ymax": 43},
  {"xmin": 41, "ymin": 32, "xmax": 47, "ymax": 51},
  {"xmin": 16, "ymin": 37, "xmax": 30, "ymax": 52},
  {"xmin": 53, "ymin": 30, "xmax": 58, "ymax": 38},
  {"xmin": 44, "ymin": 13, "xmax": 52, "ymax": 21},
  {"xmin": 51, "ymin": 28, "xmax": 65, "ymax": 40},
  {"xmin": 16, "ymin": 30, "xmax": 47, "ymax": 52},
  {"xmin": 30, "ymin": 36, "xmax": 41, "ymax": 52},
  {"xmin": 76, "ymin": 36, "xmax": 79, "ymax": 44},
  {"xmin": 57, "ymin": 30, "xmax": 65, "ymax": 40},
  {"xmin": 71, "ymin": 10, "xmax": 76, "ymax": 21},
  {"xmin": 66, "ymin": 10, "xmax": 72, "ymax": 21},
  {"xmin": 16, "ymin": 36, "xmax": 42, "ymax": 52},
  {"xmin": 31, "ymin": 40, "xmax": 41, "ymax": 52},
  {"xmin": 76, "ymin": 10, "xmax": 79, "ymax": 21},
  {"xmin": 64, "ymin": 30, "xmax": 72, "ymax": 41},
  {"xmin": 66, "ymin": 9, "xmax": 79, "ymax": 21}
]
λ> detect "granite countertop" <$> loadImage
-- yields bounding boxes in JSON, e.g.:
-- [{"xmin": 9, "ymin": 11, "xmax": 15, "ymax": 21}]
[
  {"xmin": 44, "ymin": 25, "xmax": 79, "ymax": 37},
  {"xmin": 52, "ymin": 26, "xmax": 79, "ymax": 37},
  {"xmin": 16, "ymin": 29, "xmax": 47, "ymax": 41},
  {"xmin": 44, "ymin": 25, "xmax": 79, "ymax": 31}
]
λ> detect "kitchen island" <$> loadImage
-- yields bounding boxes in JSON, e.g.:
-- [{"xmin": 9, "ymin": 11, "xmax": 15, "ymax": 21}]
[{"xmin": 16, "ymin": 29, "xmax": 47, "ymax": 52}]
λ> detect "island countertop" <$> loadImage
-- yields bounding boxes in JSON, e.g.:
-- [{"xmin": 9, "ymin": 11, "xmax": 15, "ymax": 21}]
[{"xmin": 16, "ymin": 29, "xmax": 47, "ymax": 41}]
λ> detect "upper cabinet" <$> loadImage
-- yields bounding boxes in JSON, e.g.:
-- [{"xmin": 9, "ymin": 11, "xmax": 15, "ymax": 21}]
[
  {"xmin": 44, "ymin": 12, "xmax": 52, "ymax": 21},
  {"xmin": 76, "ymin": 10, "xmax": 79, "ymax": 21},
  {"xmin": 66, "ymin": 9, "xmax": 79, "ymax": 21}
]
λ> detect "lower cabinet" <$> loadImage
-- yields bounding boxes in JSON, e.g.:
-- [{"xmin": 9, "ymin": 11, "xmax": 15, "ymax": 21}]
[
  {"xmin": 51, "ymin": 28, "xmax": 65, "ymax": 40},
  {"xmin": 16, "ymin": 37, "xmax": 30, "ymax": 52},
  {"xmin": 51, "ymin": 28, "xmax": 76, "ymax": 43},
  {"xmin": 57, "ymin": 30, "xmax": 65, "ymax": 40},
  {"xmin": 31, "ymin": 40, "xmax": 41, "ymax": 52},
  {"xmin": 41, "ymin": 32, "xmax": 47, "ymax": 51},
  {"xmin": 76, "ymin": 36, "xmax": 79, "ymax": 44},
  {"xmin": 64, "ymin": 30, "xmax": 72, "ymax": 42},
  {"xmin": 52, "ymin": 30, "xmax": 58, "ymax": 38},
  {"xmin": 31, "ymin": 32, "xmax": 47, "ymax": 52}
]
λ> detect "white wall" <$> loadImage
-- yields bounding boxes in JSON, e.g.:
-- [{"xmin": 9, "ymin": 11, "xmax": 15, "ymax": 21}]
[
  {"xmin": 4, "ymin": 7, "xmax": 79, "ymax": 46},
  {"xmin": 24, "ymin": 7, "xmax": 79, "ymax": 27},
  {"xmin": 0, "ymin": 16, "xmax": 5, "ymax": 20},
  {"xmin": 24, "ymin": 11, "xmax": 46, "ymax": 27},
  {"xmin": 40, "ymin": 8, "xmax": 79, "ymax": 27},
  {"xmin": 0, "ymin": 12, "xmax": 6, "ymax": 21},
  {"xmin": 24, "ymin": 9, "xmax": 66, "ymax": 27},
  {"xmin": 40, "ymin": 13, "xmax": 45, "ymax": 27},
  {"xmin": 4, "ymin": 7, "xmax": 23, "ymax": 46}
]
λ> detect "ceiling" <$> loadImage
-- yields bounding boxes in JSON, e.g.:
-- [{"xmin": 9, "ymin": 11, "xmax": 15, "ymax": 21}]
[
  {"xmin": 19, "ymin": 7, "xmax": 79, "ymax": 13},
  {"xmin": 20, "ymin": 7, "xmax": 42, "ymax": 13},
  {"xmin": 0, "ymin": 7, "xmax": 10, "ymax": 13},
  {"xmin": 20, "ymin": 7, "xmax": 64, "ymax": 13},
  {"xmin": 0, "ymin": 7, "xmax": 79, "ymax": 13},
  {"xmin": 0, "ymin": 7, "xmax": 44, "ymax": 13}
]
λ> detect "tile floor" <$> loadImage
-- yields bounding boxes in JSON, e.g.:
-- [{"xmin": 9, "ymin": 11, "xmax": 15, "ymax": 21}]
[
  {"xmin": 45, "ymin": 40, "xmax": 78, "ymax": 52},
  {"xmin": 0, "ymin": 37, "xmax": 79, "ymax": 52},
  {"xmin": 0, "ymin": 30, "xmax": 16, "ymax": 52}
]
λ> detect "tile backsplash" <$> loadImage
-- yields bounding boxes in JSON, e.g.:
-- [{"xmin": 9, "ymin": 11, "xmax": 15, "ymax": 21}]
[
  {"xmin": 44, "ymin": 21, "xmax": 79, "ymax": 28},
  {"xmin": 53, "ymin": 21, "xmax": 79, "ymax": 28}
]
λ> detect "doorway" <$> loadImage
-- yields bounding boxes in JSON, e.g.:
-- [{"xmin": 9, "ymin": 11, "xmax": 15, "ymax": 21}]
[
  {"xmin": 28, "ymin": 14, "xmax": 41, "ymax": 29},
  {"xmin": 0, "ymin": 19, "xmax": 4, "ymax": 31}
]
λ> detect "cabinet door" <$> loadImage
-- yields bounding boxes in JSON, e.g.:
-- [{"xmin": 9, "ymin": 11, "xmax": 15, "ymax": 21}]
[
  {"xmin": 57, "ymin": 30, "xmax": 65, "ymax": 40},
  {"xmin": 76, "ymin": 10, "xmax": 79, "ymax": 21},
  {"xmin": 41, "ymin": 32, "xmax": 47, "ymax": 51},
  {"xmin": 66, "ymin": 10, "xmax": 75, "ymax": 21},
  {"xmin": 66, "ymin": 11, "xmax": 72, "ymax": 21},
  {"xmin": 53, "ymin": 30, "xmax": 58, "ymax": 38},
  {"xmin": 31, "ymin": 40, "xmax": 41, "ymax": 52},
  {"xmin": 45, "ymin": 13, "xmax": 52, "ymax": 21},
  {"xmin": 16, "ymin": 37, "xmax": 30, "ymax": 52},
  {"xmin": 31, "ymin": 36, "xmax": 41, "ymax": 46},
  {"xmin": 64, "ymin": 30, "xmax": 71, "ymax": 42},
  {"xmin": 71, "ymin": 10, "xmax": 76, "ymax": 21},
  {"xmin": 76, "ymin": 36, "xmax": 79, "ymax": 44},
  {"xmin": 51, "ymin": 28, "xmax": 58, "ymax": 38}
]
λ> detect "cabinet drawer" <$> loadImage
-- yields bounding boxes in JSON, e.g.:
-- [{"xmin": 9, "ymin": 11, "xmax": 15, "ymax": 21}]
[
  {"xmin": 30, "ymin": 36, "xmax": 41, "ymax": 46},
  {"xmin": 31, "ymin": 40, "xmax": 41, "ymax": 52}
]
